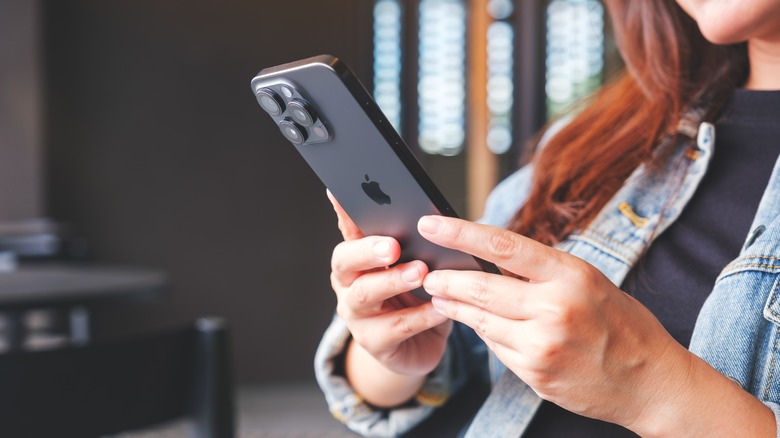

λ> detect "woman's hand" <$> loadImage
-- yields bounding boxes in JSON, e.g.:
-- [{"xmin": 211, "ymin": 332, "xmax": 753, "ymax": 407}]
[
  {"xmin": 416, "ymin": 215, "xmax": 774, "ymax": 436},
  {"xmin": 328, "ymin": 191, "xmax": 451, "ymax": 387}
]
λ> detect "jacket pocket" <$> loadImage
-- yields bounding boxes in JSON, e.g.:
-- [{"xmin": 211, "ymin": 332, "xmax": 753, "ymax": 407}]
[
  {"xmin": 764, "ymin": 275, "xmax": 780, "ymax": 327},
  {"xmin": 764, "ymin": 275, "xmax": 780, "ymax": 326}
]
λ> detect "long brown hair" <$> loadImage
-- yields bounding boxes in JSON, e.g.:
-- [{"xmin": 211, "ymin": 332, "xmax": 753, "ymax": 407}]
[{"xmin": 508, "ymin": 0, "xmax": 748, "ymax": 246}]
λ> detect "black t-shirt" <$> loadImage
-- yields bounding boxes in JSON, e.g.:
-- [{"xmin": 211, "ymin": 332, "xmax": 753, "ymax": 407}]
[{"xmin": 522, "ymin": 89, "xmax": 780, "ymax": 437}]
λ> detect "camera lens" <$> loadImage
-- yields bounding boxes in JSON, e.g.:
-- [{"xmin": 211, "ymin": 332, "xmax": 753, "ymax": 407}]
[
  {"xmin": 279, "ymin": 119, "xmax": 308, "ymax": 145},
  {"xmin": 256, "ymin": 88, "xmax": 285, "ymax": 116},
  {"xmin": 287, "ymin": 99, "xmax": 317, "ymax": 127}
]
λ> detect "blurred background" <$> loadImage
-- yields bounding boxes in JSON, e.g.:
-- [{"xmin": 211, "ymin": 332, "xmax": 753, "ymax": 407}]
[{"xmin": 0, "ymin": 0, "xmax": 620, "ymax": 435}]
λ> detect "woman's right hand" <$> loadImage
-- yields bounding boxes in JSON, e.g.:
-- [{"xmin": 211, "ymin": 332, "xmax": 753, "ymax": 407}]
[{"xmin": 328, "ymin": 190, "xmax": 452, "ymax": 380}]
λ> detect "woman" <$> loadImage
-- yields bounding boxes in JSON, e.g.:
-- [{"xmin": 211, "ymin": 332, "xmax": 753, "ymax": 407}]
[{"xmin": 316, "ymin": 0, "xmax": 780, "ymax": 436}]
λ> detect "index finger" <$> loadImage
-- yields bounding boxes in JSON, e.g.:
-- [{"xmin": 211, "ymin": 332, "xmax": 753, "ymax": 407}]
[
  {"xmin": 327, "ymin": 189, "xmax": 364, "ymax": 241},
  {"xmin": 417, "ymin": 215, "xmax": 563, "ymax": 282}
]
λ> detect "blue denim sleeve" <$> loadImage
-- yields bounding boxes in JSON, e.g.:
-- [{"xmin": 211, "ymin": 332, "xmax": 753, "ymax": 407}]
[
  {"xmin": 478, "ymin": 164, "xmax": 535, "ymax": 228},
  {"xmin": 313, "ymin": 315, "xmax": 484, "ymax": 437}
]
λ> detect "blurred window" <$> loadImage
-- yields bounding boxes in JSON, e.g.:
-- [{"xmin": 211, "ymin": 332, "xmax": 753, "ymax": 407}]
[
  {"xmin": 373, "ymin": 0, "xmax": 404, "ymax": 131},
  {"xmin": 417, "ymin": 0, "xmax": 467, "ymax": 156},
  {"xmin": 486, "ymin": 0, "xmax": 514, "ymax": 154},
  {"xmin": 545, "ymin": 0, "xmax": 605, "ymax": 117},
  {"xmin": 370, "ymin": 0, "xmax": 612, "ymax": 214}
]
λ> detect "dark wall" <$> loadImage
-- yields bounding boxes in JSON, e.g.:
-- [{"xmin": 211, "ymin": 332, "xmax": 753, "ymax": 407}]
[
  {"xmin": 0, "ymin": 0, "xmax": 43, "ymax": 221},
  {"xmin": 43, "ymin": 1, "xmax": 371, "ymax": 383}
]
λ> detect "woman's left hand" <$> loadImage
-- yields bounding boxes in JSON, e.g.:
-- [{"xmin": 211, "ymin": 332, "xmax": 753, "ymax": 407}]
[{"xmin": 417, "ymin": 215, "xmax": 694, "ymax": 431}]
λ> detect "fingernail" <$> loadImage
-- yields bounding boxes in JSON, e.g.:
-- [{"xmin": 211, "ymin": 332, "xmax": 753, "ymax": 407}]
[
  {"xmin": 374, "ymin": 240, "xmax": 390, "ymax": 259},
  {"xmin": 431, "ymin": 297, "xmax": 447, "ymax": 313},
  {"xmin": 422, "ymin": 272, "xmax": 437, "ymax": 293},
  {"xmin": 401, "ymin": 264, "xmax": 420, "ymax": 284},
  {"xmin": 418, "ymin": 216, "xmax": 442, "ymax": 235}
]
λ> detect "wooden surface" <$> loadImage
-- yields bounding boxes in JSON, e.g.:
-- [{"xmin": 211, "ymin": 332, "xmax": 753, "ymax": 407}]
[{"xmin": 466, "ymin": 0, "xmax": 498, "ymax": 220}]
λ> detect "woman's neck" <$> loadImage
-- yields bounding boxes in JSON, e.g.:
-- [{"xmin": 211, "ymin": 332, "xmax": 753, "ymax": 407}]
[{"xmin": 744, "ymin": 38, "xmax": 780, "ymax": 90}]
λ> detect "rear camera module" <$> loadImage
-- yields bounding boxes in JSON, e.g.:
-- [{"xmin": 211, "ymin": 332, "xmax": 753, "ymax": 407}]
[
  {"xmin": 287, "ymin": 99, "xmax": 317, "ymax": 127},
  {"xmin": 279, "ymin": 119, "xmax": 308, "ymax": 145},
  {"xmin": 256, "ymin": 88, "xmax": 285, "ymax": 116}
]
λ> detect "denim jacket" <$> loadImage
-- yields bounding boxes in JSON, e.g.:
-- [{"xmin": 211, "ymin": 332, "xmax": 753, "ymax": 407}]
[{"xmin": 314, "ymin": 121, "xmax": 780, "ymax": 437}]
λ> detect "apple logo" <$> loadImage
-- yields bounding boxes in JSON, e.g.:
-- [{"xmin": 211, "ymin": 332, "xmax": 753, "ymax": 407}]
[{"xmin": 361, "ymin": 174, "xmax": 391, "ymax": 205}]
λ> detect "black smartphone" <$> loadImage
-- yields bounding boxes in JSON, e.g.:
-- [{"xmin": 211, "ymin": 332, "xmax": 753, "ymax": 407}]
[{"xmin": 250, "ymin": 55, "xmax": 500, "ymax": 298}]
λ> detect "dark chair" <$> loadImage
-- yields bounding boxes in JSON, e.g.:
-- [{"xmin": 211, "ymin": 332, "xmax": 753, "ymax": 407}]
[{"xmin": 0, "ymin": 316, "xmax": 235, "ymax": 438}]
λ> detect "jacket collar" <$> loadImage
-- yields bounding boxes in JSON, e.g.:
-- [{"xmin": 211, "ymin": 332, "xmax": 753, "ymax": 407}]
[{"xmin": 557, "ymin": 122, "xmax": 716, "ymax": 286}]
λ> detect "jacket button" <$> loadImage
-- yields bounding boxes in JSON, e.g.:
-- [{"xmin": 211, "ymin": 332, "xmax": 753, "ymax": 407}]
[{"xmin": 744, "ymin": 225, "xmax": 766, "ymax": 250}]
